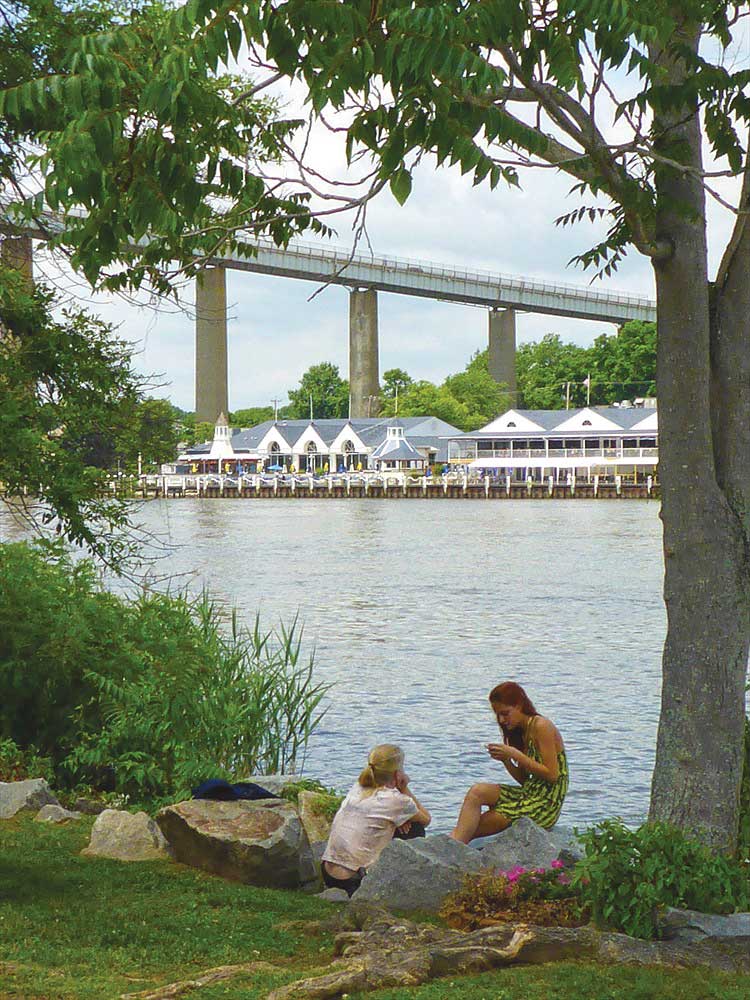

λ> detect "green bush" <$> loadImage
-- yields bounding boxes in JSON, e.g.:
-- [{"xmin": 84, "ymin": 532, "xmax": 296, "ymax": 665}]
[
  {"xmin": 0, "ymin": 541, "xmax": 330, "ymax": 804},
  {"xmin": 0, "ymin": 738, "xmax": 54, "ymax": 784},
  {"xmin": 280, "ymin": 778, "xmax": 344, "ymax": 820},
  {"xmin": 740, "ymin": 717, "xmax": 750, "ymax": 861},
  {"xmin": 573, "ymin": 819, "xmax": 750, "ymax": 939}
]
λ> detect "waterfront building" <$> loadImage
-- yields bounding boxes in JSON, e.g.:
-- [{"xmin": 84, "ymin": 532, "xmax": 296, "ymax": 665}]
[
  {"xmin": 179, "ymin": 415, "xmax": 460, "ymax": 473},
  {"xmin": 446, "ymin": 405, "xmax": 658, "ymax": 481},
  {"xmin": 370, "ymin": 424, "xmax": 426, "ymax": 472}
]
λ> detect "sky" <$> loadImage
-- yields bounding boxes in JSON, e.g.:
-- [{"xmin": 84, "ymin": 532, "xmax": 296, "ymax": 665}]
[{"xmin": 34, "ymin": 33, "xmax": 745, "ymax": 415}]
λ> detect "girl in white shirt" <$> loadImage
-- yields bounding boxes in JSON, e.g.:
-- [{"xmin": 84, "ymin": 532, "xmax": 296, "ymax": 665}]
[{"xmin": 321, "ymin": 743, "xmax": 431, "ymax": 896}]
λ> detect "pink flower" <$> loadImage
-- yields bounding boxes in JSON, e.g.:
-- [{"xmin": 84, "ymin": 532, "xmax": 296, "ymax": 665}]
[
  {"xmin": 557, "ymin": 874, "xmax": 571, "ymax": 885},
  {"xmin": 533, "ymin": 867, "xmax": 546, "ymax": 875},
  {"xmin": 550, "ymin": 859, "xmax": 565, "ymax": 869}
]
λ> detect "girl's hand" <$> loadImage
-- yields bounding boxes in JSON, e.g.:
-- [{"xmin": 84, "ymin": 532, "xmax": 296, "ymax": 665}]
[
  {"xmin": 396, "ymin": 821, "xmax": 412, "ymax": 835},
  {"xmin": 395, "ymin": 770, "xmax": 410, "ymax": 792},
  {"xmin": 487, "ymin": 743, "xmax": 516, "ymax": 762}
]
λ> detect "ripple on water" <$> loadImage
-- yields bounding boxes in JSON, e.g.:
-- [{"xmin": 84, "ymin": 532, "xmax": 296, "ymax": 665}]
[{"xmin": 117, "ymin": 499, "xmax": 664, "ymax": 832}]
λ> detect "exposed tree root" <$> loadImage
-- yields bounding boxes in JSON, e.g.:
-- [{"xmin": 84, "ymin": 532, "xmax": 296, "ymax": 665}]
[
  {"xmin": 120, "ymin": 961, "xmax": 277, "ymax": 1000},
  {"xmin": 266, "ymin": 902, "xmax": 750, "ymax": 1000}
]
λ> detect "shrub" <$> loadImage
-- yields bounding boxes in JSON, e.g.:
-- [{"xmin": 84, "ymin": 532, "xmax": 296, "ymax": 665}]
[
  {"xmin": 0, "ymin": 541, "xmax": 330, "ymax": 804},
  {"xmin": 440, "ymin": 862, "xmax": 586, "ymax": 931},
  {"xmin": 0, "ymin": 739, "xmax": 53, "ymax": 784},
  {"xmin": 280, "ymin": 778, "xmax": 344, "ymax": 820},
  {"xmin": 573, "ymin": 819, "xmax": 750, "ymax": 939}
]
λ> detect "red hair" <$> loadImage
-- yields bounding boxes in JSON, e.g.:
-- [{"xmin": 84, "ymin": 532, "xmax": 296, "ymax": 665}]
[{"xmin": 488, "ymin": 682, "xmax": 539, "ymax": 750}]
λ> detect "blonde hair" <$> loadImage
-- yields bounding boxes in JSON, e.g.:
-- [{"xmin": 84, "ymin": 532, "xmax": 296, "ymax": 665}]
[{"xmin": 357, "ymin": 744, "xmax": 403, "ymax": 796}]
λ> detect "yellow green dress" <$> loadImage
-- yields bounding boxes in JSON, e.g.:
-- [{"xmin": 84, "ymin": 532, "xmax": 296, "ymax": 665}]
[{"xmin": 493, "ymin": 717, "xmax": 569, "ymax": 829}]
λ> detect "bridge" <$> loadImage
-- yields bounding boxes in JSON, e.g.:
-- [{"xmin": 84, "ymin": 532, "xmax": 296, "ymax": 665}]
[{"xmin": 1, "ymin": 218, "xmax": 656, "ymax": 422}]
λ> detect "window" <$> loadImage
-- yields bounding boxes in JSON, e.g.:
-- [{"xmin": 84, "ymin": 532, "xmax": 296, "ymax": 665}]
[
  {"xmin": 582, "ymin": 419, "xmax": 592, "ymax": 426},
  {"xmin": 506, "ymin": 421, "xmax": 516, "ymax": 428}
]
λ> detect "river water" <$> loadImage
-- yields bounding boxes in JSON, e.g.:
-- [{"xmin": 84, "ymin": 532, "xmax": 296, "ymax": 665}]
[{"xmin": 115, "ymin": 498, "xmax": 665, "ymax": 835}]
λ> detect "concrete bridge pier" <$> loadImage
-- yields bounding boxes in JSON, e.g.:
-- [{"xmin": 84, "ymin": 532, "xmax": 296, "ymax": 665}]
[
  {"xmin": 349, "ymin": 288, "xmax": 380, "ymax": 417},
  {"xmin": 488, "ymin": 307, "xmax": 517, "ymax": 398},
  {"xmin": 195, "ymin": 266, "xmax": 228, "ymax": 423},
  {"xmin": 1, "ymin": 235, "xmax": 34, "ymax": 288}
]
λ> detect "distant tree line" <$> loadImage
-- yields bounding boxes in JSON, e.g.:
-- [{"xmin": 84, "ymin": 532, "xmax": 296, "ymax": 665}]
[{"xmin": 156, "ymin": 319, "xmax": 657, "ymax": 450}]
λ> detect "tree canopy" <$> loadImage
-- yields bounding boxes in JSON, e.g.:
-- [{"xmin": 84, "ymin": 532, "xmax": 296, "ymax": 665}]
[
  {"xmin": 286, "ymin": 361, "xmax": 348, "ymax": 420},
  {"xmin": 2, "ymin": 0, "xmax": 748, "ymax": 852}
]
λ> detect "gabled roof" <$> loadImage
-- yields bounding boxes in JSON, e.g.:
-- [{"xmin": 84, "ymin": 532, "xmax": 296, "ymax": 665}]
[
  {"xmin": 450, "ymin": 407, "xmax": 658, "ymax": 438},
  {"xmin": 371, "ymin": 437, "xmax": 423, "ymax": 461}
]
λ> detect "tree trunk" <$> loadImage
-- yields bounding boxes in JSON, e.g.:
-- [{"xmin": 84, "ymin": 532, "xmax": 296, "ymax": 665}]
[{"xmin": 647, "ymin": 25, "xmax": 750, "ymax": 853}]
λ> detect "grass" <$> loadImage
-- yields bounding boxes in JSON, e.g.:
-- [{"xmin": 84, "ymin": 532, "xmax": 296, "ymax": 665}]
[{"xmin": 2, "ymin": 815, "xmax": 750, "ymax": 1000}]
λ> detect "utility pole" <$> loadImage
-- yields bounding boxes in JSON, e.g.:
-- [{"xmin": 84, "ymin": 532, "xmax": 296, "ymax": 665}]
[
  {"xmin": 309, "ymin": 393, "xmax": 313, "ymax": 421},
  {"xmin": 585, "ymin": 374, "xmax": 591, "ymax": 406},
  {"xmin": 271, "ymin": 398, "xmax": 281, "ymax": 421},
  {"xmin": 395, "ymin": 385, "xmax": 399, "ymax": 416},
  {"xmin": 565, "ymin": 381, "xmax": 571, "ymax": 410}
]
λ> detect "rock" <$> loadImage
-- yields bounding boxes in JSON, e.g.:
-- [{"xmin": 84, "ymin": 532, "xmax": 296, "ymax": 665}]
[
  {"xmin": 245, "ymin": 774, "xmax": 298, "ymax": 797},
  {"xmin": 352, "ymin": 834, "xmax": 484, "ymax": 912},
  {"xmin": 475, "ymin": 816, "xmax": 561, "ymax": 872},
  {"xmin": 298, "ymin": 790, "xmax": 335, "ymax": 844},
  {"xmin": 156, "ymin": 798, "xmax": 318, "ymax": 890},
  {"xmin": 34, "ymin": 804, "xmax": 82, "ymax": 824},
  {"xmin": 317, "ymin": 888, "xmax": 350, "ymax": 903},
  {"xmin": 73, "ymin": 797, "xmax": 107, "ymax": 815},
  {"xmin": 311, "ymin": 840, "xmax": 327, "ymax": 866},
  {"xmin": 81, "ymin": 809, "xmax": 173, "ymax": 861},
  {"xmin": 0, "ymin": 779, "xmax": 59, "ymax": 820},
  {"xmin": 660, "ymin": 907, "xmax": 750, "ymax": 943}
]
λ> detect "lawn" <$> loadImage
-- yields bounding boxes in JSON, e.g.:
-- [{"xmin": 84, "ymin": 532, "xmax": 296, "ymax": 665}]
[{"xmin": 2, "ymin": 815, "xmax": 749, "ymax": 1000}]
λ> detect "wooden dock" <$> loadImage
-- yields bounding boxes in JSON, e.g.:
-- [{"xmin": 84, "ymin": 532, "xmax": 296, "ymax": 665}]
[{"xmin": 136, "ymin": 473, "xmax": 659, "ymax": 501}]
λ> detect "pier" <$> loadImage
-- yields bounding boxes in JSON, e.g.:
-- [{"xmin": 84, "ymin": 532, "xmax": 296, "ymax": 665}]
[{"xmin": 136, "ymin": 472, "xmax": 659, "ymax": 501}]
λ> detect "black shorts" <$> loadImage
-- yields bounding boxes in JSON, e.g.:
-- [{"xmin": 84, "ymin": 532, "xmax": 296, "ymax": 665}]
[{"xmin": 322, "ymin": 864, "xmax": 366, "ymax": 897}]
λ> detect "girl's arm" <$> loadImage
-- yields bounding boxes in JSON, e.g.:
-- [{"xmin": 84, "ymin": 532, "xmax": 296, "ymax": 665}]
[
  {"xmin": 396, "ymin": 771, "xmax": 431, "ymax": 826},
  {"xmin": 489, "ymin": 719, "xmax": 561, "ymax": 783},
  {"xmin": 501, "ymin": 754, "xmax": 527, "ymax": 785}
]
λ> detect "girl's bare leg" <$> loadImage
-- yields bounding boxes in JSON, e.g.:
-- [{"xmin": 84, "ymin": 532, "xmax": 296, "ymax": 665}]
[{"xmin": 450, "ymin": 783, "xmax": 504, "ymax": 843}]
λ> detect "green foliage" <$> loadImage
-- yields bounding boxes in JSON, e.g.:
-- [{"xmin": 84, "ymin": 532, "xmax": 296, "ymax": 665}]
[
  {"xmin": 0, "ymin": 540, "xmax": 131, "ymax": 763},
  {"xmin": 280, "ymin": 778, "xmax": 344, "ymax": 821},
  {"xmin": 739, "ymin": 717, "xmax": 750, "ymax": 862},
  {"xmin": 573, "ymin": 819, "xmax": 750, "ymax": 939},
  {"xmin": 0, "ymin": 541, "xmax": 329, "ymax": 804},
  {"xmin": 516, "ymin": 323, "xmax": 657, "ymax": 409},
  {"xmin": 287, "ymin": 362, "xmax": 348, "ymax": 420},
  {"xmin": 66, "ymin": 597, "xmax": 330, "ymax": 805},
  {"xmin": 381, "ymin": 368, "xmax": 413, "ymax": 401},
  {"xmin": 230, "ymin": 405, "xmax": 275, "ymax": 427},
  {"xmin": 516, "ymin": 334, "xmax": 590, "ymax": 410},
  {"xmin": 0, "ymin": 1, "xmax": 332, "ymax": 294},
  {"xmin": 117, "ymin": 396, "xmax": 180, "ymax": 470},
  {"xmin": 0, "ymin": 269, "xmax": 144, "ymax": 563},
  {"xmin": 0, "ymin": 737, "xmax": 53, "ymax": 783},
  {"xmin": 380, "ymin": 350, "xmax": 509, "ymax": 430}
]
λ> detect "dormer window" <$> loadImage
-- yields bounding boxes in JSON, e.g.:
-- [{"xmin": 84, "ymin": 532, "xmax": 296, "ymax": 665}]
[
  {"xmin": 506, "ymin": 421, "xmax": 516, "ymax": 428},
  {"xmin": 582, "ymin": 419, "xmax": 592, "ymax": 426}
]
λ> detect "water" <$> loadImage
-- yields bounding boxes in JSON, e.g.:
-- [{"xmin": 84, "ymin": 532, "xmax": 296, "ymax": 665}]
[{"xmin": 118, "ymin": 498, "xmax": 666, "ymax": 834}]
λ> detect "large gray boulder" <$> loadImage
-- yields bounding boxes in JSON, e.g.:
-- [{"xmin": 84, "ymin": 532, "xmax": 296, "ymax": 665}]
[
  {"xmin": 156, "ymin": 798, "xmax": 318, "ymax": 890},
  {"xmin": 475, "ymin": 816, "xmax": 562, "ymax": 872},
  {"xmin": 81, "ymin": 809, "xmax": 173, "ymax": 861},
  {"xmin": 0, "ymin": 779, "xmax": 58, "ymax": 819},
  {"xmin": 35, "ymin": 804, "xmax": 82, "ymax": 824},
  {"xmin": 352, "ymin": 834, "xmax": 485, "ymax": 912},
  {"xmin": 245, "ymin": 774, "xmax": 298, "ymax": 797},
  {"xmin": 660, "ymin": 907, "xmax": 750, "ymax": 944}
]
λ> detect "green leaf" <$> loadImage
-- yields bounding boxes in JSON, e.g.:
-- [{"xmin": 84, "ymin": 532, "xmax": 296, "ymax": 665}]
[{"xmin": 389, "ymin": 167, "xmax": 412, "ymax": 205}]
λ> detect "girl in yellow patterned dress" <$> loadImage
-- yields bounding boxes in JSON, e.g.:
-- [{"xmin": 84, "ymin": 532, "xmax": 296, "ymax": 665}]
[{"xmin": 450, "ymin": 682, "xmax": 568, "ymax": 842}]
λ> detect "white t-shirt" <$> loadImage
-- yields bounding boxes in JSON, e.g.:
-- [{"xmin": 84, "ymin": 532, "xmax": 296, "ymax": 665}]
[{"xmin": 322, "ymin": 783, "xmax": 418, "ymax": 872}]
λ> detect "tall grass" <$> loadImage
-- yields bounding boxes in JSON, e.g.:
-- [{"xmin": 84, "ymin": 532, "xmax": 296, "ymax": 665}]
[{"xmin": 66, "ymin": 588, "xmax": 330, "ymax": 805}]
